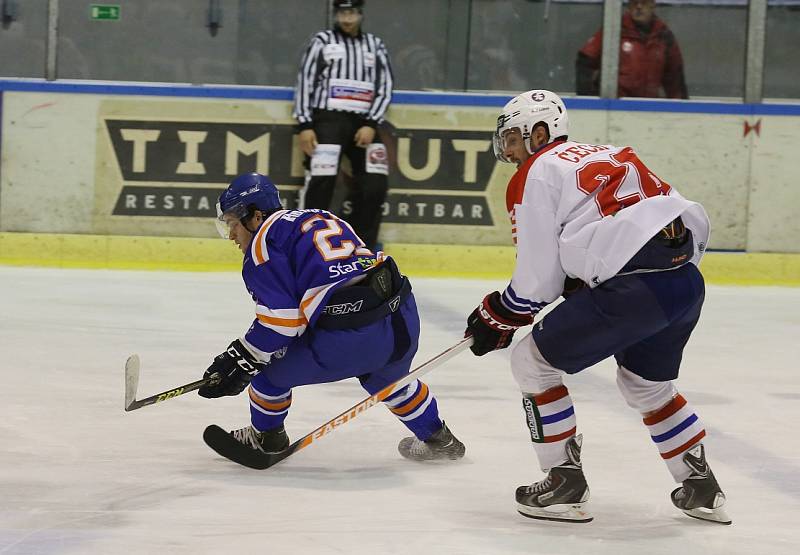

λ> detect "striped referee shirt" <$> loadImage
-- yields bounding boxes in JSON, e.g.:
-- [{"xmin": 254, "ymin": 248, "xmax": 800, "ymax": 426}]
[{"xmin": 293, "ymin": 26, "xmax": 393, "ymax": 129}]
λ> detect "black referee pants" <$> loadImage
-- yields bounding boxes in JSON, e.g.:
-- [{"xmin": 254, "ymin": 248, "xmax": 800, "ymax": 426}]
[{"xmin": 302, "ymin": 110, "xmax": 389, "ymax": 250}]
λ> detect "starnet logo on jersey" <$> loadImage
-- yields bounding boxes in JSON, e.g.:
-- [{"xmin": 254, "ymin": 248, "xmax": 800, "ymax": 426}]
[
  {"xmin": 101, "ymin": 117, "xmax": 499, "ymax": 228},
  {"xmin": 327, "ymin": 257, "xmax": 376, "ymax": 278}
]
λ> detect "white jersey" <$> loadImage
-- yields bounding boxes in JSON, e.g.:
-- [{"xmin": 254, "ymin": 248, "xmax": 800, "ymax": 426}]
[{"xmin": 500, "ymin": 140, "xmax": 710, "ymax": 316}]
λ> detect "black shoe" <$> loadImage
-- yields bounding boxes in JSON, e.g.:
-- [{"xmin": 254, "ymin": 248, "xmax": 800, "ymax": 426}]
[
  {"xmin": 516, "ymin": 434, "xmax": 593, "ymax": 523},
  {"xmin": 230, "ymin": 425, "xmax": 289, "ymax": 454},
  {"xmin": 671, "ymin": 444, "xmax": 731, "ymax": 524},
  {"xmin": 398, "ymin": 421, "xmax": 465, "ymax": 461}
]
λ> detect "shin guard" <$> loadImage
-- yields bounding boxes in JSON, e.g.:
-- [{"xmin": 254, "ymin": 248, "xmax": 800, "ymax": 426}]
[{"xmin": 522, "ymin": 385, "xmax": 577, "ymax": 471}]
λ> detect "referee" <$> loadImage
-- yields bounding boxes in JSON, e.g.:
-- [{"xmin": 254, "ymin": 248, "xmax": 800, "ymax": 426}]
[{"xmin": 293, "ymin": 0, "xmax": 393, "ymax": 251}]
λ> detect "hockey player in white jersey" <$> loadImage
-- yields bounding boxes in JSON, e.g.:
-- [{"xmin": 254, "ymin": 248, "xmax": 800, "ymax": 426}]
[{"xmin": 464, "ymin": 90, "xmax": 730, "ymax": 524}]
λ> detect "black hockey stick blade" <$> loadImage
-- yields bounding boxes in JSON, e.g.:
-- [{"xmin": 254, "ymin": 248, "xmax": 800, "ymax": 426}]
[
  {"xmin": 203, "ymin": 337, "xmax": 473, "ymax": 469},
  {"xmin": 204, "ymin": 425, "xmax": 279, "ymax": 469},
  {"xmin": 124, "ymin": 354, "xmax": 220, "ymax": 412}
]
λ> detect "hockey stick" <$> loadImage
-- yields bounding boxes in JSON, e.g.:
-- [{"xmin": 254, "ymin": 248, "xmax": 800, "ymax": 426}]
[
  {"xmin": 124, "ymin": 354, "xmax": 220, "ymax": 412},
  {"xmin": 203, "ymin": 336, "xmax": 474, "ymax": 470}
]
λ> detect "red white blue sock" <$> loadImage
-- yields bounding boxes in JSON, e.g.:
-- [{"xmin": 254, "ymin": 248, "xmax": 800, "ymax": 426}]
[
  {"xmin": 643, "ymin": 394, "xmax": 706, "ymax": 481},
  {"xmin": 523, "ymin": 385, "xmax": 577, "ymax": 471}
]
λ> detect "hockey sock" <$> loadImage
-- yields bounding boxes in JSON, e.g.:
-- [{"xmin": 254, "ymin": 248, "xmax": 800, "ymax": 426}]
[
  {"xmin": 384, "ymin": 379, "xmax": 442, "ymax": 440},
  {"xmin": 522, "ymin": 385, "xmax": 578, "ymax": 471},
  {"xmin": 248, "ymin": 383, "xmax": 292, "ymax": 432},
  {"xmin": 643, "ymin": 394, "xmax": 706, "ymax": 482}
]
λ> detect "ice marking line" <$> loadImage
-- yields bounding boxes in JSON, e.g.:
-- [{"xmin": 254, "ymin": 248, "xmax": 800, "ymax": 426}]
[{"xmin": 0, "ymin": 512, "xmax": 103, "ymax": 554}]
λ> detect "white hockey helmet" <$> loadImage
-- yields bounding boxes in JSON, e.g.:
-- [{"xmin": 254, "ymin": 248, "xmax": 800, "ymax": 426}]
[{"xmin": 493, "ymin": 89, "xmax": 569, "ymax": 163}]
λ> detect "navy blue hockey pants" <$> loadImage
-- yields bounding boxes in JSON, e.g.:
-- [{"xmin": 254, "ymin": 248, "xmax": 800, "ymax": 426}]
[
  {"xmin": 248, "ymin": 293, "xmax": 443, "ymax": 440},
  {"xmin": 533, "ymin": 263, "xmax": 705, "ymax": 381}
]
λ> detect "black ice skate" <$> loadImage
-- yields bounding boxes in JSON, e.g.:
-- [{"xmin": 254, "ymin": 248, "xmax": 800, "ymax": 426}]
[
  {"xmin": 203, "ymin": 424, "xmax": 289, "ymax": 469},
  {"xmin": 516, "ymin": 434, "xmax": 592, "ymax": 523},
  {"xmin": 671, "ymin": 444, "xmax": 731, "ymax": 525},
  {"xmin": 231, "ymin": 425, "xmax": 290, "ymax": 453},
  {"xmin": 398, "ymin": 421, "xmax": 466, "ymax": 461}
]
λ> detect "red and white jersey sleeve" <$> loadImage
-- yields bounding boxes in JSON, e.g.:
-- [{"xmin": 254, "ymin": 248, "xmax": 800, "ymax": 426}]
[{"xmin": 502, "ymin": 140, "xmax": 710, "ymax": 316}]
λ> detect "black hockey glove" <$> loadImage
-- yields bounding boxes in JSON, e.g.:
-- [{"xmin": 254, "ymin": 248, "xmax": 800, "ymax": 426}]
[
  {"xmin": 465, "ymin": 291, "xmax": 534, "ymax": 356},
  {"xmin": 198, "ymin": 339, "xmax": 267, "ymax": 399}
]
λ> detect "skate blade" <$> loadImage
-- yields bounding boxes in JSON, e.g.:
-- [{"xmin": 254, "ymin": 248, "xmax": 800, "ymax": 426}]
[
  {"xmin": 517, "ymin": 502, "xmax": 593, "ymax": 523},
  {"xmin": 682, "ymin": 505, "xmax": 732, "ymax": 525}
]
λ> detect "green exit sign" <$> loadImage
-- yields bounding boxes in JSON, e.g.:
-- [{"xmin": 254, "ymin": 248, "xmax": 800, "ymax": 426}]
[{"xmin": 90, "ymin": 5, "xmax": 121, "ymax": 21}]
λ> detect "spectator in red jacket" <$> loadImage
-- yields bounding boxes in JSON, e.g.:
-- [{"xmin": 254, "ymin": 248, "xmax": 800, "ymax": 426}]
[{"xmin": 576, "ymin": 0, "xmax": 688, "ymax": 99}]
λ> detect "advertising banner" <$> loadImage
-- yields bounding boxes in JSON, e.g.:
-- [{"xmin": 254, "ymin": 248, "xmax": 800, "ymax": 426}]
[
  {"xmin": 93, "ymin": 98, "xmax": 516, "ymax": 243},
  {"xmin": 3, "ymin": 87, "xmax": 782, "ymax": 251}
]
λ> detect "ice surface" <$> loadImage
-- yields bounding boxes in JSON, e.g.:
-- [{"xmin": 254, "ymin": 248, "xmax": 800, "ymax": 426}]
[{"xmin": 1, "ymin": 267, "xmax": 798, "ymax": 554}]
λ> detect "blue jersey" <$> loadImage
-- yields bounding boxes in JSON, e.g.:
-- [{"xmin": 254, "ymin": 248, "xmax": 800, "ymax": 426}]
[{"xmin": 240, "ymin": 209, "xmax": 385, "ymax": 356}]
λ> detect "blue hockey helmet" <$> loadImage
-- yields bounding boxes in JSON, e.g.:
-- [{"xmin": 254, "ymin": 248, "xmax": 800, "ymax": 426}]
[{"xmin": 215, "ymin": 173, "xmax": 282, "ymax": 238}]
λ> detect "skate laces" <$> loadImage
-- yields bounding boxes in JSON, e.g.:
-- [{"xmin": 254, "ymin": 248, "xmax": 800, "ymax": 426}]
[
  {"xmin": 524, "ymin": 474, "xmax": 553, "ymax": 495},
  {"xmin": 408, "ymin": 439, "xmax": 429, "ymax": 456},
  {"xmin": 406, "ymin": 429, "xmax": 451, "ymax": 456},
  {"xmin": 231, "ymin": 426, "xmax": 265, "ymax": 452}
]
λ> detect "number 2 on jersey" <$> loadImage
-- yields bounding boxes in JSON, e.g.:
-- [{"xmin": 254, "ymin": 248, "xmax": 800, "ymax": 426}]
[
  {"xmin": 576, "ymin": 147, "xmax": 670, "ymax": 217},
  {"xmin": 300, "ymin": 214, "xmax": 371, "ymax": 261}
]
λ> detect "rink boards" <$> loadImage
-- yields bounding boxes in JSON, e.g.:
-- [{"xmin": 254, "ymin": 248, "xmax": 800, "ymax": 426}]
[
  {"xmin": 0, "ymin": 232, "xmax": 798, "ymax": 286},
  {"xmin": 0, "ymin": 79, "xmax": 798, "ymax": 284}
]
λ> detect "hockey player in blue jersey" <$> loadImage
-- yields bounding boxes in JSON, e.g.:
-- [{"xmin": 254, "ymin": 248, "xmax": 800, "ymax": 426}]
[{"xmin": 198, "ymin": 172, "xmax": 465, "ymax": 465}]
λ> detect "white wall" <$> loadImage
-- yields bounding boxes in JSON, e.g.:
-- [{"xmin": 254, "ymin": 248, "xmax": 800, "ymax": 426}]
[{"xmin": 1, "ymin": 88, "xmax": 797, "ymax": 252}]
